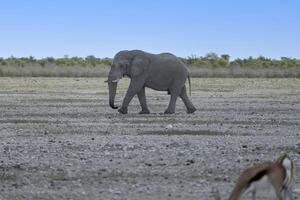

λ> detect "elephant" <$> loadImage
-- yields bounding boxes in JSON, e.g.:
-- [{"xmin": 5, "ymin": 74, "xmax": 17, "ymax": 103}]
[{"xmin": 106, "ymin": 50, "xmax": 196, "ymax": 114}]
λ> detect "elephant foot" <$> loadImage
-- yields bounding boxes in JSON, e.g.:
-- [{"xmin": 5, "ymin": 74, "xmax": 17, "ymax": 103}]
[
  {"xmin": 118, "ymin": 107, "xmax": 128, "ymax": 114},
  {"xmin": 187, "ymin": 107, "xmax": 196, "ymax": 114},
  {"xmin": 139, "ymin": 109, "xmax": 150, "ymax": 114},
  {"xmin": 164, "ymin": 109, "xmax": 175, "ymax": 114}
]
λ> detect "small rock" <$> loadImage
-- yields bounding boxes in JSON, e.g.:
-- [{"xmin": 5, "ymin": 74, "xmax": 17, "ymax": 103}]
[
  {"xmin": 177, "ymin": 152, "xmax": 185, "ymax": 157},
  {"xmin": 186, "ymin": 159, "xmax": 195, "ymax": 165},
  {"xmin": 165, "ymin": 124, "xmax": 173, "ymax": 129}
]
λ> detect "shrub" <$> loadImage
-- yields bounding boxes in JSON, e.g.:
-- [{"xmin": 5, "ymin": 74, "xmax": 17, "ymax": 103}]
[{"xmin": 0, "ymin": 54, "xmax": 299, "ymax": 77}]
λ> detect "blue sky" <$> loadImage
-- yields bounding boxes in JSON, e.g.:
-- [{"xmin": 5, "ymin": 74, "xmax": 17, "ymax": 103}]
[{"xmin": 0, "ymin": 0, "xmax": 299, "ymax": 59}]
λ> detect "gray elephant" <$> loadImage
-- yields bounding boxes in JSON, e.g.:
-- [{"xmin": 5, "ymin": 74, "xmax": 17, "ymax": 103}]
[{"xmin": 107, "ymin": 50, "xmax": 196, "ymax": 114}]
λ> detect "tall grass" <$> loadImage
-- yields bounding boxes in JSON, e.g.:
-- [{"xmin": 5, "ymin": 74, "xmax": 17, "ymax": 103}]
[
  {"xmin": 188, "ymin": 66, "xmax": 300, "ymax": 78},
  {"xmin": 1, "ymin": 54, "xmax": 300, "ymax": 77},
  {"xmin": 1, "ymin": 64, "xmax": 299, "ymax": 77},
  {"xmin": 1, "ymin": 64, "xmax": 299, "ymax": 78},
  {"xmin": 0, "ymin": 64, "xmax": 109, "ymax": 77}
]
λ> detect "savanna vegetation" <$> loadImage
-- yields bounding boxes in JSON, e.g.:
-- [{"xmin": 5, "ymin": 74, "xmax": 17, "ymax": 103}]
[{"xmin": 0, "ymin": 53, "xmax": 299, "ymax": 77}]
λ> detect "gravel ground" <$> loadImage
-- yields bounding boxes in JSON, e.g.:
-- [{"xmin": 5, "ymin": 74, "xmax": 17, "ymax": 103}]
[{"xmin": 0, "ymin": 77, "xmax": 299, "ymax": 200}]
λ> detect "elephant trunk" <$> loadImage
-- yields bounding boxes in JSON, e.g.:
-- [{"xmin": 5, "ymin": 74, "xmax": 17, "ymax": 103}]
[{"xmin": 108, "ymin": 81, "xmax": 118, "ymax": 109}]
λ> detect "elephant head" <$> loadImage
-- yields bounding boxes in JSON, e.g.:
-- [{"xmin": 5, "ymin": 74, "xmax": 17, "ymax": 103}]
[{"xmin": 106, "ymin": 50, "xmax": 149, "ymax": 109}]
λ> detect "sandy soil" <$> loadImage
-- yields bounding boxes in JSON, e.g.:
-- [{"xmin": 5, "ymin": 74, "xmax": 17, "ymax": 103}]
[{"xmin": 0, "ymin": 77, "xmax": 299, "ymax": 200}]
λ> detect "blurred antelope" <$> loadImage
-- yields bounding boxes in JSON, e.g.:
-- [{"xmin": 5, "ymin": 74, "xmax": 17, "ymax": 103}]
[{"xmin": 228, "ymin": 154, "xmax": 296, "ymax": 200}]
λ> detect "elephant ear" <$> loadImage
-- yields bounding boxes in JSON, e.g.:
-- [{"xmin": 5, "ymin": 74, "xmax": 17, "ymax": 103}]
[{"xmin": 130, "ymin": 57, "xmax": 149, "ymax": 78}]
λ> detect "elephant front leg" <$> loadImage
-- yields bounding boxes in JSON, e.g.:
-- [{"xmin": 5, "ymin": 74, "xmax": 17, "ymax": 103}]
[
  {"xmin": 118, "ymin": 78, "xmax": 144, "ymax": 114},
  {"xmin": 137, "ymin": 87, "xmax": 150, "ymax": 114}
]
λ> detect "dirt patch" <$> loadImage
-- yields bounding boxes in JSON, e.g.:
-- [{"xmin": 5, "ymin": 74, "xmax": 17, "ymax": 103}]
[
  {"xmin": 0, "ymin": 77, "xmax": 299, "ymax": 200},
  {"xmin": 143, "ymin": 130, "xmax": 223, "ymax": 136}
]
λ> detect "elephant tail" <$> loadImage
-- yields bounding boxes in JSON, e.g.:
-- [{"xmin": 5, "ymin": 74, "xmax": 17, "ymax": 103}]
[{"xmin": 188, "ymin": 75, "xmax": 192, "ymax": 96}]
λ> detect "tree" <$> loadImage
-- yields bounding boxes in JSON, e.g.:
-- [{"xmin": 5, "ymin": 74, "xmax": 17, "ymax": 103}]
[
  {"xmin": 221, "ymin": 54, "xmax": 230, "ymax": 62},
  {"xmin": 205, "ymin": 52, "xmax": 218, "ymax": 61},
  {"xmin": 101, "ymin": 57, "xmax": 112, "ymax": 66},
  {"xmin": 38, "ymin": 59, "xmax": 46, "ymax": 67},
  {"xmin": 46, "ymin": 57, "xmax": 55, "ymax": 63},
  {"xmin": 29, "ymin": 56, "xmax": 36, "ymax": 63},
  {"xmin": 85, "ymin": 55, "xmax": 97, "ymax": 67}
]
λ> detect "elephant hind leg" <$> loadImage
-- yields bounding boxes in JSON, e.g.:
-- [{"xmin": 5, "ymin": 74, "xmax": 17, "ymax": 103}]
[
  {"xmin": 179, "ymin": 85, "xmax": 196, "ymax": 114},
  {"xmin": 137, "ymin": 87, "xmax": 150, "ymax": 114},
  {"xmin": 164, "ymin": 93, "xmax": 178, "ymax": 114},
  {"xmin": 164, "ymin": 85, "xmax": 182, "ymax": 114}
]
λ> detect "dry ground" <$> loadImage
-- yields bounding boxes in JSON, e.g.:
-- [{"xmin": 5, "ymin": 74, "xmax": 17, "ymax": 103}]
[{"xmin": 0, "ymin": 77, "xmax": 299, "ymax": 200}]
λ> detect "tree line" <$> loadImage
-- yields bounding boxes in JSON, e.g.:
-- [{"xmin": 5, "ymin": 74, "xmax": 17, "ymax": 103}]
[
  {"xmin": 182, "ymin": 53, "xmax": 300, "ymax": 68},
  {"xmin": 0, "ymin": 55, "xmax": 112, "ymax": 67},
  {"xmin": 1, "ymin": 53, "xmax": 300, "ymax": 68}
]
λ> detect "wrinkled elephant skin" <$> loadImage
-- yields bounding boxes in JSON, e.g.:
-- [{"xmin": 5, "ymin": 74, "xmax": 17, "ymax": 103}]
[{"xmin": 107, "ymin": 50, "xmax": 196, "ymax": 114}]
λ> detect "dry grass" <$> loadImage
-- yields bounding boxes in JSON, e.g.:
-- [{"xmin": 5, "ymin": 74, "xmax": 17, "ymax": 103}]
[
  {"xmin": 1, "ymin": 64, "xmax": 300, "ymax": 78},
  {"xmin": 0, "ymin": 64, "xmax": 109, "ymax": 77},
  {"xmin": 188, "ymin": 66, "xmax": 300, "ymax": 78}
]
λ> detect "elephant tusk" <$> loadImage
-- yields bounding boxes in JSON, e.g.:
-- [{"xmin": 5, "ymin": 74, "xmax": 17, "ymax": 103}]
[{"xmin": 112, "ymin": 79, "xmax": 120, "ymax": 83}]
